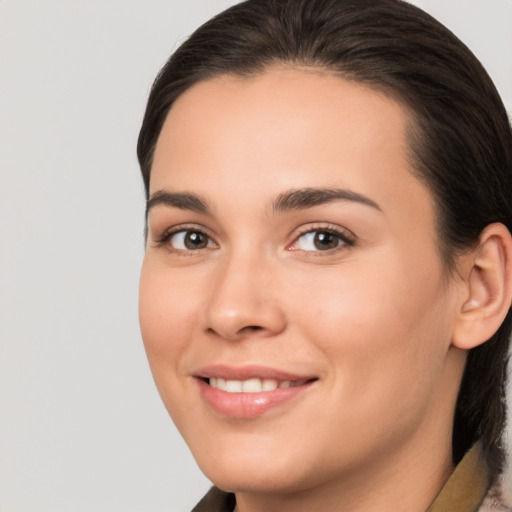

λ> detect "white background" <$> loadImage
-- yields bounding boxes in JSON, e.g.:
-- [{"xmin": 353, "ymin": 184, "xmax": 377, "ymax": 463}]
[{"xmin": 0, "ymin": 1, "xmax": 511, "ymax": 511}]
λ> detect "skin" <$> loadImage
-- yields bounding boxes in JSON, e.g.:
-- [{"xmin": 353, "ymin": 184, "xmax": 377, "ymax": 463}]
[{"xmin": 139, "ymin": 68, "xmax": 472, "ymax": 512}]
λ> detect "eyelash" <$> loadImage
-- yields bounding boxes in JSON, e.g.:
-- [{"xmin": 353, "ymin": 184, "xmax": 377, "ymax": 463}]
[
  {"xmin": 154, "ymin": 225, "xmax": 217, "ymax": 254},
  {"xmin": 289, "ymin": 225, "xmax": 356, "ymax": 254},
  {"xmin": 153, "ymin": 224, "xmax": 356, "ymax": 255}
]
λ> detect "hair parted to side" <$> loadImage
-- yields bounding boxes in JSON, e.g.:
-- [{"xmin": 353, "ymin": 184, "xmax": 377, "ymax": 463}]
[{"xmin": 137, "ymin": 0, "xmax": 512, "ymax": 483}]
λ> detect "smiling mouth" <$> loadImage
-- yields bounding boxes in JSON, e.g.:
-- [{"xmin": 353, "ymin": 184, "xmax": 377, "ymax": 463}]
[
  {"xmin": 197, "ymin": 371, "xmax": 318, "ymax": 418},
  {"xmin": 206, "ymin": 377, "xmax": 315, "ymax": 393}
]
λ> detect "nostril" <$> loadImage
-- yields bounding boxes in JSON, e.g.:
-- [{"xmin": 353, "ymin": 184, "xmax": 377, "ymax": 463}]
[{"xmin": 206, "ymin": 325, "xmax": 263, "ymax": 337}]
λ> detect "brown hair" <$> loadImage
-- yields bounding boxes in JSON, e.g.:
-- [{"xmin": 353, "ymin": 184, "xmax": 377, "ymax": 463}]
[{"xmin": 137, "ymin": 0, "xmax": 512, "ymax": 483}]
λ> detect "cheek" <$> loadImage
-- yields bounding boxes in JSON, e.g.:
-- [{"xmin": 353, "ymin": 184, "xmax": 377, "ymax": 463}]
[
  {"xmin": 139, "ymin": 261, "xmax": 199, "ymax": 375},
  {"xmin": 297, "ymin": 252, "xmax": 452, "ymax": 398}
]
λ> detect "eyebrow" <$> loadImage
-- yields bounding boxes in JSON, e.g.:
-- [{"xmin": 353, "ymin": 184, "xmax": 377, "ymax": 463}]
[
  {"xmin": 146, "ymin": 190, "xmax": 210, "ymax": 217},
  {"xmin": 272, "ymin": 187, "xmax": 381, "ymax": 212},
  {"xmin": 146, "ymin": 186, "xmax": 381, "ymax": 218}
]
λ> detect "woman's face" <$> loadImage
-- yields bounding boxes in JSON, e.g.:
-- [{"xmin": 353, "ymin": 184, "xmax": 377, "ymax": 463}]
[{"xmin": 139, "ymin": 68, "xmax": 465, "ymax": 496}]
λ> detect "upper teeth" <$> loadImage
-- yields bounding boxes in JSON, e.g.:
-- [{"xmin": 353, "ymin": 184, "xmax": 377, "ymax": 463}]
[{"xmin": 209, "ymin": 377, "xmax": 302, "ymax": 393}]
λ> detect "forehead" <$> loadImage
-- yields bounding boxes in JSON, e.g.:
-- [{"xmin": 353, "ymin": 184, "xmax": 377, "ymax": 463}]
[
  {"xmin": 154, "ymin": 67, "xmax": 411, "ymax": 168},
  {"xmin": 150, "ymin": 67, "xmax": 434, "ymax": 231}
]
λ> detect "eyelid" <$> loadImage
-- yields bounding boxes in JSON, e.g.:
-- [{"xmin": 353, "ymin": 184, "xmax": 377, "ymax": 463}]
[
  {"xmin": 151, "ymin": 223, "xmax": 218, "ymax": 252},
  {"xmin": 287, "ymin": 223, "xmax": 356, "ymax": 253}
]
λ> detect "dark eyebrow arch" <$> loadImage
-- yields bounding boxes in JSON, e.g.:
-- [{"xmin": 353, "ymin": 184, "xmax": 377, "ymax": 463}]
[
  {"xmin": 272, "ymin": 187, "xmax": 381, "ymax": 212},
  {"xmin": 146, "ymin": 190, "xmax": 210, "ymax": 217}
]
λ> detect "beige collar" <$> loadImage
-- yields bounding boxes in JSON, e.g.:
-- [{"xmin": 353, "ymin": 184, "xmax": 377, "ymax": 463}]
[{"xmin": 427, "ymin": 442, "xmax": 490, "ymax": 512}]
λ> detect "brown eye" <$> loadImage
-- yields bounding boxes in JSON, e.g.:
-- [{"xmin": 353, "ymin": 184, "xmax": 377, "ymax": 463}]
[
  {"xmin": 169, "ymin": 230, "xmax": 214, "ymax": 251},
  {"xmin": 293, "ymin": 229, "xmax": 352, "ymax": 252},
  {"xmin": 184, "ymin": 231, "xmax": 208, "ymax": 249},
  {"xmin": 313, "ymin": 232, "xmax": 339, "ymax": 250}
]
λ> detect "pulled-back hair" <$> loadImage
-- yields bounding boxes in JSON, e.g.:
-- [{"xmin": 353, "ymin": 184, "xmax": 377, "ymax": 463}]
[{"xmin": 137, "ymin": 0, "xmax": 512, "ymax": 483}]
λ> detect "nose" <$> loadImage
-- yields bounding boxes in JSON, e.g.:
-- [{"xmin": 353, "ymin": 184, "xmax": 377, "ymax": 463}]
[{"xmin": 202, "ymin": 253, "xmax": 287, "ymax": 341}]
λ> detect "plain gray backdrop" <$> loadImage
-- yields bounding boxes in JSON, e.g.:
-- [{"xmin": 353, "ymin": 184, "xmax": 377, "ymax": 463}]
[{"xmin": 1, "ymin": 1, "xmax": 511, "ymax": 511}]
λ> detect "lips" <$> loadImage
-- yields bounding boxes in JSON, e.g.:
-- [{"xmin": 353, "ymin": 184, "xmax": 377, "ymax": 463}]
[{"xmin": 195, "ymin": 365, "xmax": 317, "ymax": 418}]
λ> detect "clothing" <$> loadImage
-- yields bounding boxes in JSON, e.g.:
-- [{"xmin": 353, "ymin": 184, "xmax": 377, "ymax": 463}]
[
  {"xmin": 191, "ymin": 443, "xmax": 511, "ymax": 512},
  {"xmin": 191, "ymin": 487, "xmax": 235, "ymax": 512}
]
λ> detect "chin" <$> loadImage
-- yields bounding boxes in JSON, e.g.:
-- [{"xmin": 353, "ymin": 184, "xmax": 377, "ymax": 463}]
[
  {"xmin": 204, "ymin": 462, "xmax": 313, "ymax": 495},
  {"xmin": 189, "ymin": 435, "xmax": 316, "ymax": 495}
]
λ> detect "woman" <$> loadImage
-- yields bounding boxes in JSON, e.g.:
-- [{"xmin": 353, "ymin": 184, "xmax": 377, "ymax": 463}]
[{"xmin": 137, "ymin": 0, "xmax": 512, "ymax": 510}]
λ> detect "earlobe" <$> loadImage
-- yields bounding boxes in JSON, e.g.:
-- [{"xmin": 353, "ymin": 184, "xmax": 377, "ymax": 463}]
[{"xmin": 452, "ymin": 223, "xmax": 512, "ymax": 350}]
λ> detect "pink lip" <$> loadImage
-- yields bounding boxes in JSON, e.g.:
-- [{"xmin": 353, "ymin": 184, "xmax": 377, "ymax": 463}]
[
  {"xmin": 194, "ymin": 365, "xmax": 317, "ymax": 419},
  {"xmin": 195, "ymin": 364, "xmax": 313, "ymax": 381}
]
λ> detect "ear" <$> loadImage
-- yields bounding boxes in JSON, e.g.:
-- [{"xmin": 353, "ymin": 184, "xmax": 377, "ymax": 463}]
[{"xmin": 452, "ymin": 223, "xmax": 512, "ymax": 350}]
